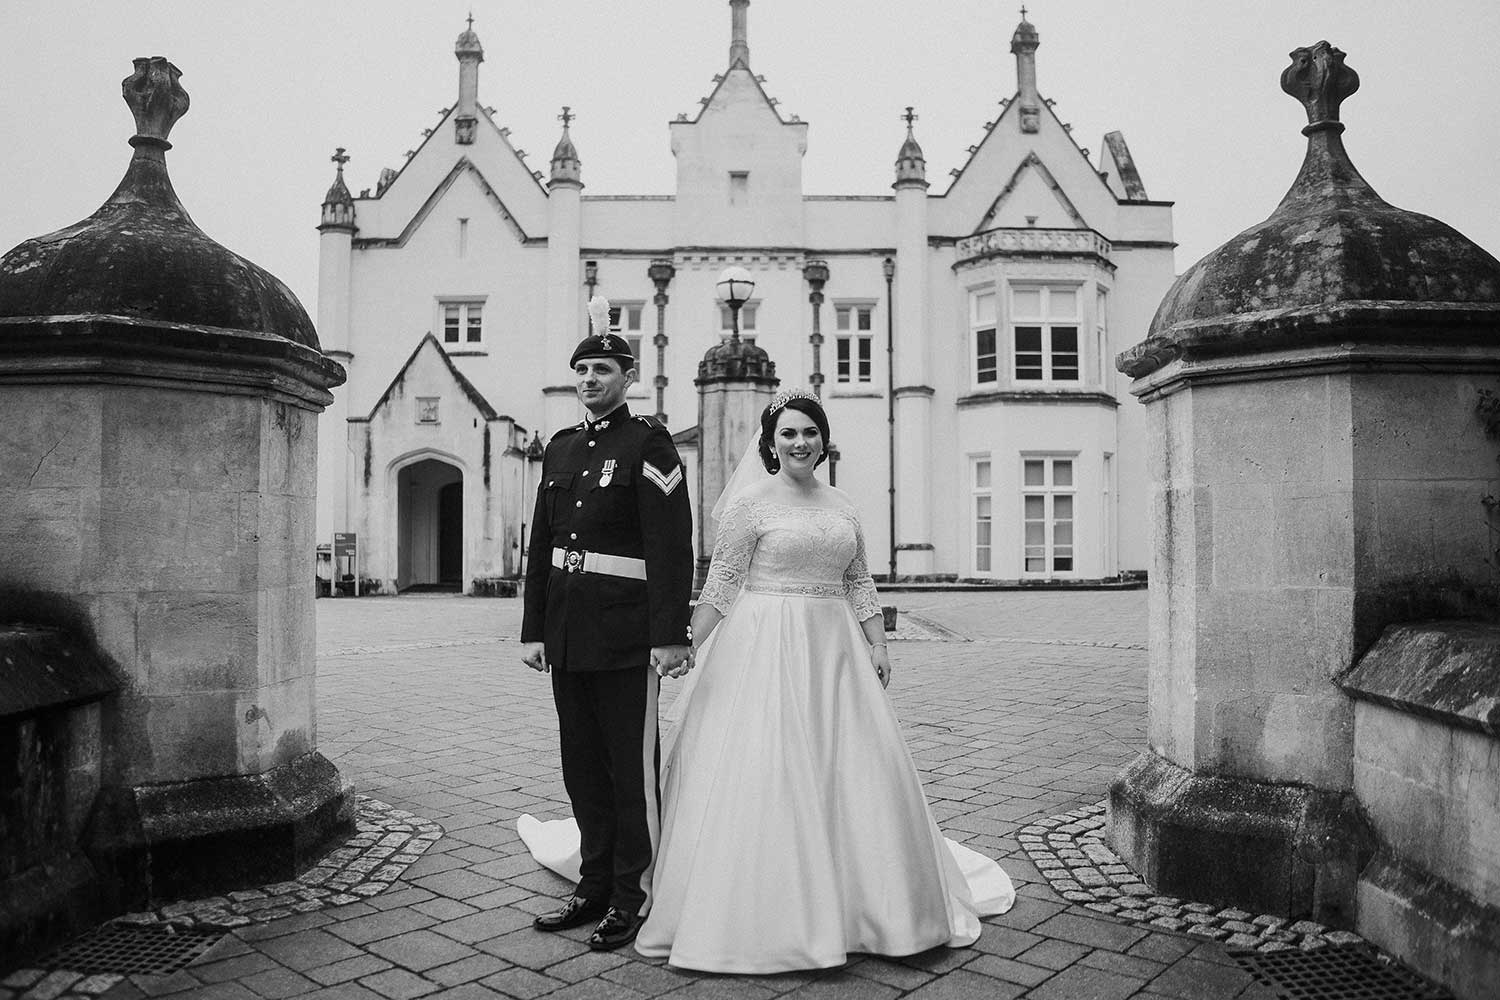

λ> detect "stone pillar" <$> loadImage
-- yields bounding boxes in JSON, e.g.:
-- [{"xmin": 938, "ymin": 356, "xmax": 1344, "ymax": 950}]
[
  {"xmin": 694, "ymin": 335, "xmax": 777, "ymax": 587},
  {"xmin": 316, "ymin": 148, "xmax": 356, "ymax": 551},
  {"xmin": 1108, "ymin": 42, "xmax": 1500, "ymax": 931},
  {"xmin": 0, "ymin": 58, "xmax": 351, "ymax": 906},
  {"xmin": 544, "ymin": 110, "xmax": 584, "ymax": 436},
  {"xmin": 893, "ymin": 112, "xmax": 934, "ymax": 576}
]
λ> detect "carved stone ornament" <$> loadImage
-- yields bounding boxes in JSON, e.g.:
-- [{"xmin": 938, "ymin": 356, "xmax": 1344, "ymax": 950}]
[
  {"xmin": 1020, "ymin": 105, "xmax": 1040, "ymax": 133},
  {"xmin": 123, "ymin": 56, "xmax": 189, "ymax": 149},
  {"xmin": 1280, "ymin": 40, "xmax": 1359, "ymax": 132}
]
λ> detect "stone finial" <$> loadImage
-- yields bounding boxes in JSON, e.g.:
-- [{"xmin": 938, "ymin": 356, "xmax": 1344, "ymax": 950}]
[
  {"xmin": 122, "ymin": 56, "xmax": 189, "ymax": 149},
  {"xmin": 549, "ymin": 106, "xmax": 582, "ymax": 186},
  {"xmin": 1280, "ymin": 41, "xmax": 1359, "ymax": 133},
  {"xmin": 894, "ymin": 107, "xmax": 928, "ymax": 188}
]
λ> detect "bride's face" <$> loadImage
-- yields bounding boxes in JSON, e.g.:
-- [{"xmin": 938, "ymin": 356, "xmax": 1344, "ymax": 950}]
[{"xmin": 773, "ymin": 409, "xmax": 823, "ymax": 478}]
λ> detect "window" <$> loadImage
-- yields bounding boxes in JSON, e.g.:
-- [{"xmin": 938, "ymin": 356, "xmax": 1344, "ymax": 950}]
[
  {"xmin": 1096, "ymin": 287, "xmax": 1109, "ymax": 385},
  {"xmin": 834, "ymin": 304, "xmax": 874, "ymax": 384},
  {"xmin": 1022, "ymin": 456, "xmax": 1075, "ymax": 575},
  {"xmin": 973, "ymin": 458, "xmax": 993, "ymax": 574},
  {"xmin": 719, "ymin": 302, "xmax": 759, "ymax": 339},
  {"xmin": 458, "ymin": 218, "xmax": 469, "ymax": 258},
  {"xmin": 729, "ymin": 171, "xmax": 749, "ymax": 205},
  {"xmin": 971, "ymin": 290, "xmax": 998, "ymax": 385},
  {"xmin": 441, "ymin": 300, "xmax": 484, "ymax": 346},
  {"xmin": 1012, "ymin": 285, "xmax": 1080, "ymax": 383},
  {"xmin": 609, "ymin": 303, "xmax": 646, "ymax": 392},
  {"xmin": 608, "ymin": 303, "xmax": 645, "ymax": 364},
  {"xmin": 416, "ymin": 397, "xmax": 440, "ymax": 424}
]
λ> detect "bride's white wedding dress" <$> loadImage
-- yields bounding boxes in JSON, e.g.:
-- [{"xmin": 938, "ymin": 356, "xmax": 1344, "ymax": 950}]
[{"xmin": 519, "ymin": 497, "xmax": 1013, "ymax": 972}]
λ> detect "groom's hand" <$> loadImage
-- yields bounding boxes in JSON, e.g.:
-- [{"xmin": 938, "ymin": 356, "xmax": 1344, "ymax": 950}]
[
  {"xmin": 651, "ymin": 644, "xmax": 692, "ymax": 678},
  {"xmin": 521, "ymin": 642, "xmax": 549, "ymax": 673}
]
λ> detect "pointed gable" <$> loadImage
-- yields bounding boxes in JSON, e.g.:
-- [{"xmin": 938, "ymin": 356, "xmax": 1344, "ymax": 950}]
[
  {"xmin": 669, "ymin": 65, "xmax": 808, "ymax": 247},
  {"xmin": 975, "ymin": 153, "xmax": 1087, "ymax": 232},
  {"xmin": 354, "ymin": 157, "xmax": 536, "ymax": 249},
  {"xmin": 367, "ymin": 334, "xmax": 502, "ymax": 423}
]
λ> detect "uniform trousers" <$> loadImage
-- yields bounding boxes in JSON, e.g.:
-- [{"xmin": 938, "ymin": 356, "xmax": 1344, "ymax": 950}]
[{"xmin": 550, "ymin": 665, "xmax": 661, "ymax": 916}]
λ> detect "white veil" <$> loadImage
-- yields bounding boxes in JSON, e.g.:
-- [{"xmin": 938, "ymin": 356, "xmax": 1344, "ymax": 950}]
[
  {"xmin": 665, "ymin": 424, "xmax": 769, "ymax": 732},
  {"xmin": 709, "ymin": 431, "xmax": 771, "ymax": 526}
]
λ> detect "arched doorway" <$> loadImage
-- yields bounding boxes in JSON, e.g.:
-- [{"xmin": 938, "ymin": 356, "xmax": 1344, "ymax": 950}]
[{"xmin": 397, "ymin": 458, "xmax": 463, "ymax": 591}]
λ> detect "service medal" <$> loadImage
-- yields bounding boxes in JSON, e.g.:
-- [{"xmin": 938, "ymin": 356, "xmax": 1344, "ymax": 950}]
[{"xmin": 599, "ymin": 458, "xmax": 616, "ymax": 487}]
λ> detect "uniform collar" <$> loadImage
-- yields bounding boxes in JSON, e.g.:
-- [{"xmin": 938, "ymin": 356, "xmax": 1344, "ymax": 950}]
[{"xmin": 585, "ymin": 403, "xmax": 631, "ymax": 433}]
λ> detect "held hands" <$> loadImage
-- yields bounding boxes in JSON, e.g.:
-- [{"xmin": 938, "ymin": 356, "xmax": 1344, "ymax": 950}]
[
  {"xmin": 521, "ymin": 641, "xmax": 549, "ymax": 673},
  {"xmin": 871, "ymin": 643, "xmax": 892, "ymax": 689},
  {"xmin": 652, "ymin": 644, "xmax": 693, "ymax": 679}
]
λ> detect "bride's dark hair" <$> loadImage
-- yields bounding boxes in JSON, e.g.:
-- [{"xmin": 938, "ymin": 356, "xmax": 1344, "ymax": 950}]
[{"xmin": 759, "ymin": 394, "xmax": 831, "ymax": 472}]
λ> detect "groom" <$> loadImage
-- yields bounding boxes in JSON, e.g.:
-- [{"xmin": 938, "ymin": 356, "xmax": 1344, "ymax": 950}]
[{"xmin": 520, "ymin": 300, "xmax": 694, "ymax": 950}]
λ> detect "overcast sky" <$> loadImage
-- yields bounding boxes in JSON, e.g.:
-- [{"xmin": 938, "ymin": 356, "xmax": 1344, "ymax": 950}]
[{"xmin": 3, "ymin": 0, "xmax": 1497, "ymax": 317}]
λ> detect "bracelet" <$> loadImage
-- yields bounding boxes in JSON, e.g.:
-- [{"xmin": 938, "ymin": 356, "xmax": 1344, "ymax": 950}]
[{"xmin": 871, "ymin": 642, "xmax": 888, "ymax": 649}]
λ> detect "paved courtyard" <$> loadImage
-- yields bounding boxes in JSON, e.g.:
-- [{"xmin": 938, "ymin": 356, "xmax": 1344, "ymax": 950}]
[{"xmin": 8, "ymin": 590, "xmax": 1291, "ymax": 1000}]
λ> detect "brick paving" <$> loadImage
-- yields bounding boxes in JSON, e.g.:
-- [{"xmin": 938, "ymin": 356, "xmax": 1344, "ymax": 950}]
[
  {"xmin": 1019, "ymin": 805, "xmax": 1367, "ymax": 953},
  {"xmin": 4, "ymin": 590, "xmax": 1289, "ymax": 999}
]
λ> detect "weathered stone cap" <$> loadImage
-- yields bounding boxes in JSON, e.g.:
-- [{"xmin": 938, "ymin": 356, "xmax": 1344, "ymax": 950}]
[
  {"xmin": 1342, "ymin": 622, "xmax": 1500, "ymax": 737},
  {"xmin": 1120, "ymin": 42, "xmax": 1500, "ymax": 379},
  {"xmin": 696, "ymin": 330, "xmax": 777, "ymax": 385},
  {"xmin": 0, "ymin": 57, "xmax": 331, "ymax": 364}
]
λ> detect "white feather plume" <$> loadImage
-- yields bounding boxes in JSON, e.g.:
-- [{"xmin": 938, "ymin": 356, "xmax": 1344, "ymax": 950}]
[{"xmin": 587, "ymin": 295, "xmax": 611, "ymax": 337}]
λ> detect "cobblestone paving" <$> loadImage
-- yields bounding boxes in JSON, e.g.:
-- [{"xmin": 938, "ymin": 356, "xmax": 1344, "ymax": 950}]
[
  {"xmin": 5, "ymin": 590, "xmax": 1297, "ymax": 1000},
  {"xmin": 1020, "ymin": 804, "xmax": 1366, "ymax": 953}
]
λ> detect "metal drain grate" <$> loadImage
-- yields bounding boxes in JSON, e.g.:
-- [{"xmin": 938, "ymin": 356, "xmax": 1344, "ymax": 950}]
[
  {"xmin": 43, "ymin": 924, "xmax": 227, "ymax": 975},
  {"xmin": 1230, "ymin": 944, "xmax": 1453, "ymax": 1000}
]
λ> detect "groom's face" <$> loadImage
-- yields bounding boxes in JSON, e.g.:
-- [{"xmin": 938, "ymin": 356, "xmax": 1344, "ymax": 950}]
[{"xmin": 574, "ymin": 357, "xmax": 634, "ymax": 417}]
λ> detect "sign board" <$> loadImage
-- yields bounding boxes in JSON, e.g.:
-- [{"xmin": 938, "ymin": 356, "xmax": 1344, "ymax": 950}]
[{"xmin": 333, "ymin": 533, "xmax": 359, "ymax": 596}]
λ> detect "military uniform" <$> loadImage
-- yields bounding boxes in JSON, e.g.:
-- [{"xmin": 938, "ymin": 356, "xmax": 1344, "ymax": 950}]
[{"xmin": 521, "ymin": 398, "xmax": 693, "ymax": 917}]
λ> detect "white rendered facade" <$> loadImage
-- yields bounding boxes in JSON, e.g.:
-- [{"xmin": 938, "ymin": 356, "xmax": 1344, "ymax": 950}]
[{"xmin": 315, "ymin": 6, "xmax": 1175, "ymax": 592}]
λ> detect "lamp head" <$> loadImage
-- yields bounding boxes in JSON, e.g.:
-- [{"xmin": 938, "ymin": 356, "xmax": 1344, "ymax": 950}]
[{"xmin": 715, "ymin": 265, "xmax": 755, "ymax": 308}]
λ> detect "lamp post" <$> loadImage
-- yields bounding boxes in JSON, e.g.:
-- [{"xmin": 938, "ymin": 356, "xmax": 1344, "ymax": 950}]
[
  {"xmin": 648, "ymin": 258, "xmax": 676, "ymax": 423},
  {"xmin": 883, "ymin": 256, "xmax": 897, "ymax": 583},
  {"xmin": 583, "ymin": 259, "xmax": 598, "ymax": 317},
  {"xmin": 520, "ymin": 431, "xmax": 544, "ymax": 576},
  {"xmin": 715, "ymin": 265, "xmax": 755, "ymax": 343},
  {"xmin": 803, "ymin": 259, "xmax": 830, "ymax": 396}
]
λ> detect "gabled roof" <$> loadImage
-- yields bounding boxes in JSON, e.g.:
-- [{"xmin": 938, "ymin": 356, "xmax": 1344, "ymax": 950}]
[
  {"xmin": 973, "ymin": 152, "xmax": 1088, "ymax": 233},
  {"xmin": 677, "ymin": 63, "xmax": 803, "ymax": 127},
  {"xmin": 367, "ymin": 332, "xmax": 503, "ymax": 422},
  {"xmin": 942, "ymin": 89, "xmax": 1118, "ymax": 204},
  {"xmin": 353, "ymin": 157, "xmax": 537, "ymax": 248},
  {"xmin": 353, "ymin": 103, "xmax": 547, "ymax": 208}
]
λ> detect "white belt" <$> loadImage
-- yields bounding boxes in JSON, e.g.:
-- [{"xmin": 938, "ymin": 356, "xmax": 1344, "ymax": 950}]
[{"xmin": 552, "ymin": 547, "xmax": 648, "ymax": 581}]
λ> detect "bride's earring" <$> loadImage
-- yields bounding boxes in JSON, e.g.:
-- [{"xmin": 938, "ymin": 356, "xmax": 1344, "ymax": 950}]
[{"xmin": 769, "ymin": 455, "xmax": 781, "ymax": 472}]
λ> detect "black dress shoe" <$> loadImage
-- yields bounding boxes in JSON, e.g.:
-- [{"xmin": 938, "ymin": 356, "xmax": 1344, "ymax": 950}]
[
  {"xmin": 533, "ymin": 895, "xmax": 608, "ymax": 932},
  {"xmin": 588, "ymin": 907, "xmax": 643, "ymax": 950}
]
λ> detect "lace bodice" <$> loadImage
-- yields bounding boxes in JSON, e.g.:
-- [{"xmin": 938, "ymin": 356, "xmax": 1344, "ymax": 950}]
[{"xmin": 698, "ymin": 499, "xmax": 882, "ymax": 622}]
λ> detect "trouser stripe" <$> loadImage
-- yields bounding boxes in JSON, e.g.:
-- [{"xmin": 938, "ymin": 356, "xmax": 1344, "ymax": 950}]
[{"xmin": 637, "ymin": 668, "xmax": 661, "ymax": 914}]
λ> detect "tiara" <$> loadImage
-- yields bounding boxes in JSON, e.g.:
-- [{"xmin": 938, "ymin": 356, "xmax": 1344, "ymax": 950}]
[{"xmin": 768, "ymin": 387, "xmax": 818, "ymax": 415}]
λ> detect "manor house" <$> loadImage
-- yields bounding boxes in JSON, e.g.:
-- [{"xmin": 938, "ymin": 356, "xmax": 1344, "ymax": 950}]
[{"xmin": 314, "ymin": 3, "xmax": 1175, "ymax": 591}]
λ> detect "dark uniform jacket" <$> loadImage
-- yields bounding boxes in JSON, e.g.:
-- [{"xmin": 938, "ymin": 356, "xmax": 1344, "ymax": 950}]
[{"xmin": 520, "ymin": 404, "xmax": 693, "ymax": 671}]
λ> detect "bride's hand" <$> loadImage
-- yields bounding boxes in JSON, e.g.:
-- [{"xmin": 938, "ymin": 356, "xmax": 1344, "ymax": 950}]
[{"xmin": 871, "ymin": 644, "xmax": 892, "ymax": 688}]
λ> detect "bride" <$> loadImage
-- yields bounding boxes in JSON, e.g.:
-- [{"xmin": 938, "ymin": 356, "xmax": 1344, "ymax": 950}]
[{"xmin": 521, "ymin": 389, "xmax": 1013, "ymax": 972}]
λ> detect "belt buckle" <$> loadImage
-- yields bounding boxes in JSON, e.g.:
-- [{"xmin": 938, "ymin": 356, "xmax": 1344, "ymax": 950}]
[{"xmin": 564, "ymin": 549, "xmax": 584, "ymax": 573}]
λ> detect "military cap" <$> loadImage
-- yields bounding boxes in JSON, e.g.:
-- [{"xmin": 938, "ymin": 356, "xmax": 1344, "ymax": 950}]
[{"xmin": 570, "ymin": 295, "xmax": 637, "ymax": 368}]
